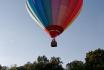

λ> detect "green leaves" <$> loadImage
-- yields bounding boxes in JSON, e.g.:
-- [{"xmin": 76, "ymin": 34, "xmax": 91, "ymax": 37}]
[
  {"xmin": 0, "ymin": 48, "xmax": 104, "ymax": 70},
  {"xmin": 66, "ymin": 60, "xmax": 85, "ymax": 70},
  {"xmin": 85, "ymin": 48, "xmax": 104, "ymax": 70}
]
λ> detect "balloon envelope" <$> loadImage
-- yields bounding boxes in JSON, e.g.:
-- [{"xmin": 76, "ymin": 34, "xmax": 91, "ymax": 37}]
[{"xmin": 26, "ymin": 0, "xmax": 83, "ymax": 38}]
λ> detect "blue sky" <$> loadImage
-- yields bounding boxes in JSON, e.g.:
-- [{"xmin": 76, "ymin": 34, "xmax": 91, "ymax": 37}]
[{"xmin": 0, "ymin": 0, "xmax": 104, "ymax": 67}]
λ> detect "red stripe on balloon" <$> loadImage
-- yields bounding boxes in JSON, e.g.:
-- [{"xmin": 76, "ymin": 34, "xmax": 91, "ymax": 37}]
[{"xmin": 62, "ymin": 0, "xmax": 83, "ymax": 29}]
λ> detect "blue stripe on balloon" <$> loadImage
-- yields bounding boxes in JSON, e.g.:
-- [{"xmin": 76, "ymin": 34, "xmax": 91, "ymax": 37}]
[
  {"xmin": 28, "ymin": 0, "xmax": 49, "ymax": 27},
  {"xmin": 28, "ymin": 0, "xmax": 42, "ymax": 23},
  {"xmin": 41, "ymin": 0, "xmax": 52, "ymax": 25},
  {"xmin": 34, "ymin": 0, "xmax": 49, "ymax": 26}
]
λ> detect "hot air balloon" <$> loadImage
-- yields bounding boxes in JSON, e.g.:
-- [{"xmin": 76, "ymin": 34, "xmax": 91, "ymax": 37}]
[{"xmin": 26, "ymin": 0, "xmax": 83, "ymax": 47}]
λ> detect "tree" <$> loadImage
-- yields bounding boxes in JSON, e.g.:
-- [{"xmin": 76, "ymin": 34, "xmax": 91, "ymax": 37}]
[
  {"xmin": 16, "ymin": 66, "xmax": 25, "ymax": 70},
  {"xmin": 1, "ymin": 66, "xmax": 9, "ymax": 70},
  {"xmin": 49, "ymin": 57, "xmax": 64, "ymax": 70},
  {"xmin": 85, "ymin": 48, "xmax": 104, "ymax": 70},
  {"xmin": 9, "ymin": 64, "xmax": 17, "ymax": 70},
  {"xmin": 37, "ymin": 56, "xmax": 49, "ymax": 64},
  {"xmin": 24, "ymin": 62, "xmax": 33, "ymax": 70},
  {"xmin": 50, "ymin": 57, "xmax": 62, "ymax": 65},
  {"xmin": 33, "ymin": 56, "xmax": 49, "ymax": 70},
  {"xmin": 34, "ymin": 56, "xmax": 64, "ymax": 70},
  {"xmin": 66, "ymin": 60, "xmax": 85, "ymax": 70},
  {"xmin": 0, "ymin": 65, "xmax": 2, "ymax": 70}
]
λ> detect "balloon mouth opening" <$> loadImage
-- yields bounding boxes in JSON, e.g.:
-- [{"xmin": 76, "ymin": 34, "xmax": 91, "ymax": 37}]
[
  {"xmin": 46, "ymin": 25, "xmax": 64, "ymax": 38},
  {"xmin": 45, "ymin": 25, "xmax": 63, "ymax": 47}
]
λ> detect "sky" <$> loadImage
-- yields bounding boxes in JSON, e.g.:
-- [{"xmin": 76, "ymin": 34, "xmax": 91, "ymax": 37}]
[{"xmin": 0, "ymin": 0, "xmax": 104, "ymax": 67}]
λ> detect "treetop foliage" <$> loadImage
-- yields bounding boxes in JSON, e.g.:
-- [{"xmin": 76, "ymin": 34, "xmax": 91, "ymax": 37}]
[{"xmin": 0, "ymin": 48, "xmax": 104, "ymax": 70}]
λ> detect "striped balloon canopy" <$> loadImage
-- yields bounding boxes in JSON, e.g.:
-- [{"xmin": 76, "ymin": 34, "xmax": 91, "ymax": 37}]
[{"xmin": 26, "ymin": 0, "xmax": 83, "ymax": 47}]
